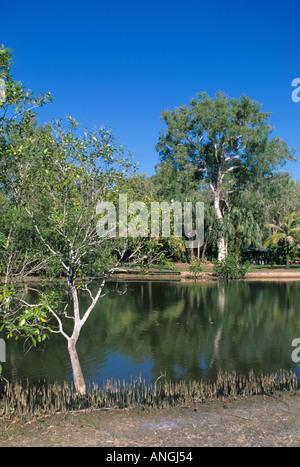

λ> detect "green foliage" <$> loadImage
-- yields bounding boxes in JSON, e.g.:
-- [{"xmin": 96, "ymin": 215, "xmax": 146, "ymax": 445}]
[
  {"xmin": 156, "ymin": 91, "xmax": 295, "ymax": 259},
  {"xmin": 189, "ymin": 259, "xmax": 202, "ymax": 275},
  {"xmin": 157, "ymin": 92, "xmax": 294, "ymax": 188},
  {"xmin": 265, "ymin": 212, "xmax": 300, "ymax": 245},
  {"xmin": 0, "ymin": 285, "xmax": 52, "ymax": 347},
  {"xmin": 213, "ymin": 252, "xmax": 250, "ymax": 280},
  {"xmin": 265, "ymin": 212, "xmax": 300, "ymax": 269}
]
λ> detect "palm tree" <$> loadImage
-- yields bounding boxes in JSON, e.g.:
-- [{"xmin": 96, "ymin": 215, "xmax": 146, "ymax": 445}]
[{"xmin": 264, "ymin": 212, "xmax": 300, "ymax": 269}]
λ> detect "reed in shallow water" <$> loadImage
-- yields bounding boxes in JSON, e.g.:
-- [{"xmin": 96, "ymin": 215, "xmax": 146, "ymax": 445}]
[{"xmin": 0, "ymin": 369, "xmax": 299, "ymax": 419}]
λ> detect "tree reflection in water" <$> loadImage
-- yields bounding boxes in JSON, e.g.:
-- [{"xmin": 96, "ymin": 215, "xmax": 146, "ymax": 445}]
[{"xmin": 4, "ymin": 280, "xmax": 300, "ymax": 387}]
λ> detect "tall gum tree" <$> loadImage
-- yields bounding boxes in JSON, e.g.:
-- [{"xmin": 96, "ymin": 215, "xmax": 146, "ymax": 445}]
[{"xmin": 156, "ymin": 92, "xmax": 295, "ymax": 260}]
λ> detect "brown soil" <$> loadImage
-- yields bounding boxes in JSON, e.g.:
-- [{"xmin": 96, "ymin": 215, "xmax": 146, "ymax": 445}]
[{"xmin": 1, "ymin": 392, "xmax": 299, "ymax": 447}]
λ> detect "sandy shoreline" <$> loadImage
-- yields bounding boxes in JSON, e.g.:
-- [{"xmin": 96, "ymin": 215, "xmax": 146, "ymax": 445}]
[{"xmin": 1, "ymin": 391, "xmax": 299, "ymax": 447}]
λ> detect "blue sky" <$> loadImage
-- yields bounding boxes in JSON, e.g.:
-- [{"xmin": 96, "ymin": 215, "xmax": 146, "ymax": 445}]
[{"xmin": 2, "ymin": 0, "xmax": 300, "ymax": 179}]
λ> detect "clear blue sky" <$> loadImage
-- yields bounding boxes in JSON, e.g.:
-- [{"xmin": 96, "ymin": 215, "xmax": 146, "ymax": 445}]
[{"xmin": 2, "ymin": 0, "xmax": 300, "ymax": 178}]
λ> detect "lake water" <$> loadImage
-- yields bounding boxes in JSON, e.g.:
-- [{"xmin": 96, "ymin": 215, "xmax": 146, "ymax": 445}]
[{"xmin": 2, "ymin": 280, "xmax": 300, "ymax": 387}]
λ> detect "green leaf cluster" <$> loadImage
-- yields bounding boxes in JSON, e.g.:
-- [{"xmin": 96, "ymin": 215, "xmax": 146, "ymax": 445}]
[{"xmin": 213, "ymin": 252, "xmax": 250, "ymax": 280}]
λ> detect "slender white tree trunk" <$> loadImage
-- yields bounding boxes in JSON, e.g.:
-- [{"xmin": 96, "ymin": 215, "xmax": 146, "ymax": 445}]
[
  {"xmin": 67, "ymin": 284, "xmax": 87, "ymax": 395},
  {"xmin": 65, "ymin": 276, "xmax": 108, "ymax": 395},
  {"xmin": 68, "ymin": 338, "xmax": 86, "ymax": 395},
  {"xmin": 214, "ymin": 190, "xmax": 226, "ymax": 261},
  {"xmin": 217, "ymin": 237, "xmax": 226, "ymax": 261}
]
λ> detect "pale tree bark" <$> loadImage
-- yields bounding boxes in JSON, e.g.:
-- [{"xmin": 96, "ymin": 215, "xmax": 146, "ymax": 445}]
[
  {"xmin": 63, "ymin": 272, "xmax": 114, "ymax": 395},
  {"xmin": 41, "ymin": 277, "xmax": 109, "ymax": 395},
  {"xmin": 212, "ymin": 185, "xmax": 226, "ymax": 261},
  {"xmin": 60, "ymin": 240, "xmax": 158, "ymax": 394},
  {"xmin": 19, "ymin": 278, "xmax": 110, "ymax": 395},
  {"xmin": 217, "ymin": 237, "xmax": 226, "ymax": 262},
  {"xmin": 16, "ymin": 283, "xmax": 89, "ymax": 396},
  {"xmin": 67, "ymin": 285, "xmax": 86, "ymax": 394},
  {"xmin": 68, "ymin": 338, "xmax": 86, "ymax": 395},
  {"xmin": 21, "ymin": 200, "xmax": 147, "ymax": 395}
]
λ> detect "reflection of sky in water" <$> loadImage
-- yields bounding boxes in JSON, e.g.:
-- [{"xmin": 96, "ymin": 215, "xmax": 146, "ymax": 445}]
[
  {"xmin": 83, "ymin": 352, "xmax": 153, "ymax": 387},
  {"xmin": 3, "ymin": 281, "xmax": 300, "ymax": 387},
  {"xmin": 173, "ymin": 365, "xmax": 186, "ymax": 379}
]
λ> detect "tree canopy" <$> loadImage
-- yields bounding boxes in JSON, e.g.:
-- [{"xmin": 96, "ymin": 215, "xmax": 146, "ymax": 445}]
[{"xmin": 156, "ymin": 92, "xmax": 295, "ymax": 259}]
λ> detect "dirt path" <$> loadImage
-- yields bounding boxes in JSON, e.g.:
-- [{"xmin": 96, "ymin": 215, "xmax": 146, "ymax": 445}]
[{"xmin": 1, "ymin": 392, "xmax": 299, "ymax": 447}]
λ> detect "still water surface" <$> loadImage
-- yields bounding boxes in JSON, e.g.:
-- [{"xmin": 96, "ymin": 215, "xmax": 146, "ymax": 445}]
[{"xmin": 3, "ymin": 280, "xmax": 300, "ymax": 386}]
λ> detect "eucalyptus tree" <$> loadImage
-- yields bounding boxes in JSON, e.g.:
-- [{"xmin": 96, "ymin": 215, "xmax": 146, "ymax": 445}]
[{"xmin": 156, "ymin": 92, "xmax": 294, "ymax": 260}]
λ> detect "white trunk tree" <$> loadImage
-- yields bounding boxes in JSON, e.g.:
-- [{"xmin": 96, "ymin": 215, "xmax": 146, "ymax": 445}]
[
  {"xmin": 10, "ymin": 118, "xmax": 137, "ymax": 394},
  {"xmin": 156, "ymin": 92, "xmax": 294, "ymax": 260}
]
